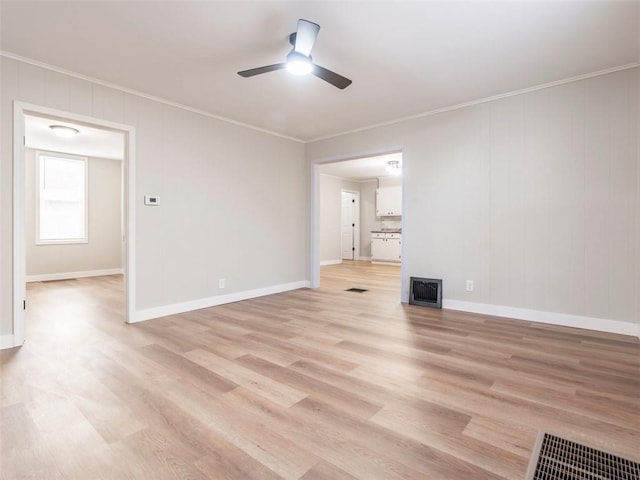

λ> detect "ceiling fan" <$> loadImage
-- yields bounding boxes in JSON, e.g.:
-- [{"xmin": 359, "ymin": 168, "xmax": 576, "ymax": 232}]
[{"xmin": 238, "ymin": 19, "xmax": 352, "ymax": 90}]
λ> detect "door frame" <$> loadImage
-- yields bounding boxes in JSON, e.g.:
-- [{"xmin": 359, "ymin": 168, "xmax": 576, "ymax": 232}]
[
  {"xmin": 340, "ymin": 189, "xmax": 360, "ymax": 261},
  {"xmin": 12, "ymin": 101, "xmax": 136, "ymax": 347},
  {"xmin": 310, "ymin": 147, "xmax": 407, "ymax": 301}
]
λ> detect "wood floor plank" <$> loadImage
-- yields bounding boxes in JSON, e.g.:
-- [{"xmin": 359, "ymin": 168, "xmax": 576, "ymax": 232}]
[
  {"xmin": 163, "ymin": 382, "xmax": 319, "ymax": 479},
  {"xmin": 194, "ymin": 453, "xmax": 285, "ymax": 480},
  {"xmin": 462, "ymin": 416, "xmax": 538, "ymax": 458},
  {"xmin": 490, "ymin": 378, "xmax": 637, "ymax": 428},
  {"xmin": 298, "ymin": 461, "xmax": 359, "ymax": 480},
  {"xmin": 0, "ymin": 402, "xmax": 61, "ymax": 479},
  {"xmin": 117, "ymin": 427, "xmax": 210, "ymax": 480},
  {"xmin": 37, "ymin": 422, "xmax": 119, "ymax": 480},
  {"xmin": 290, "ymin": 395, "xmax": 506, "ymax": 480},
  {"xmin": 234, "ymin": 353, "xmax": 384, "ymax": 420},
  {"xmin": 371, "ymin": 405, "xmax": 529, "ymax": 479},
  {"xmin": 140, "ymin": 343, "xmax": 238, "ymax": 394},
  {"xmin": 183, "ymin": 348, "xmax": 308, "ymax": 407},
  {"xmin": 1, "ymin": 264, "xmax": 638, "ymax": 479},
  {"xmin": 245, "ymin": 331, "xmax": 361, "ymax": 371},
  {"xmin": 92, "ymin": 361, "xmax": 215, "ymax": 464},
  {"xmin": 287, "ymin": 358, "xmax": 473, "ymax": 434},
  {"xmin": 224, "ymin": 387, "xmax": 434, "ymax": 480}
]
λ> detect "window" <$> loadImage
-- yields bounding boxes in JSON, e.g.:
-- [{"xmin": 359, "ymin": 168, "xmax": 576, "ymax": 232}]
[{"xmin": 37, "ymin": 152, "xmax": 88, "ymax": 244}]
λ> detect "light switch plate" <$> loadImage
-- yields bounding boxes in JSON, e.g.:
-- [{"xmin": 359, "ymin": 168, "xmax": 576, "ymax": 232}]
[{"xmin": 144, "ymin": 195, "xmax": 160, "ymax": 206}]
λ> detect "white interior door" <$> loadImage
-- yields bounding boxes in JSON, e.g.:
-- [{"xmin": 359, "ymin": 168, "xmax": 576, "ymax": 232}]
[{"xmin": 341, "ymin": 191, "xmax": 358, "ymax": 260}]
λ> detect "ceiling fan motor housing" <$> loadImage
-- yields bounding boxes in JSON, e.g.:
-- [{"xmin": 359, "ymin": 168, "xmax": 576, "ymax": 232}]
[{"xmin": 287, "ymin": 51, "xmax": 312, "ymax": 64}]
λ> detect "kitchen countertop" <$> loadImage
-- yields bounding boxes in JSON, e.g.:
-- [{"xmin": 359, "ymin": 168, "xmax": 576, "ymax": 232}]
[{"xmin": 371, "ymin": 229, "xmax": 402, "ymax": 233}]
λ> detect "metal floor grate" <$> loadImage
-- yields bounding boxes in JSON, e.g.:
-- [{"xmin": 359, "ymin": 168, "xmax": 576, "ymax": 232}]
[
  {"xmin": 345, "ymin": 288, "xmax": 368, "ymax": 293},
  {"xmin": 526, "ymin": 433, "xmax": 640, "ymax": 480}
]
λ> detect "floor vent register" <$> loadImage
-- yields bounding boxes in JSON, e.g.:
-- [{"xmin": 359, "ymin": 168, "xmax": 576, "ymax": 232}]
[
  {"xmin": 525, "ymin": 433, "xmax": 639, "ymax": 480},
  {"xmin": 409, "ymin": 277, "xmax": 442, "ymax": 308}
]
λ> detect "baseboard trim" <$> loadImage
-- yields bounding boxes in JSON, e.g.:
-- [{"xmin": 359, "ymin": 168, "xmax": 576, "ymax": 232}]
[
  {"xmin": 357, "ymin": 256, "xmax": 372, "ymax": 261},
  {"xmin": 26, "ymin": 268, "xmax": 124, "ymax": 282},
  {"xmin": 442, "ymin": 299, "xmax": 637, "ymax": 337},
  {"xmin": 320, "ymin": 259, "xmax": 342, "ymax": 266},
  {"xmin": 132, "ymin": 280, "xmax": 311, "ymax": 324},
  {"xmin": 0, "ymin": 334, "xmax": 18, "ymax": 350}
]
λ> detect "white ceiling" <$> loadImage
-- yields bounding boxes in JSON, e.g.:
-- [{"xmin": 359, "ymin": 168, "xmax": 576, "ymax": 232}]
[
  {"xmin": 25, "ymin": 115, "xmax": 125, "ymax": 160},
  {"xmin": 319, "ymin": 152, "xmax": 402, "ymax": 181},
  {"xmin": 2, "ymin": 1, "xmax": 638, "ymax": 142}
]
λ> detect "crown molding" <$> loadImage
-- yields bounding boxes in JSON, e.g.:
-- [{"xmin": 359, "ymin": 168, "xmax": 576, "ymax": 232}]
[
  {"xmin": 307, "ymin": 63, "xmax": 640, "ymax": 143},
  {"xmin": 3, "ymin": 51, "xmax": 637, "ymax": 145},
  {"xmin": 0, "ymin": 51, "xmax": 305, "ymax": 143}
]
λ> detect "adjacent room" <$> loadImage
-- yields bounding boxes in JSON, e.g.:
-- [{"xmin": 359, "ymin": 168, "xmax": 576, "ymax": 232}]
[
  {"xmin": 318, "ymin": 152, "xmax": 403, "ymax": 298},
  {"xmin": 23, "ymin": 115, "xmax": 126, "ymax": 340},
  {"xmin": 0, "ymin": 2, "xmax": 638, "ymax": 479}
]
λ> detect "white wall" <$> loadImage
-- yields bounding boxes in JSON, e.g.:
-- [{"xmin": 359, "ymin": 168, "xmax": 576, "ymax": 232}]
[
  {"xmin": 1, "ymin": 56, "xmax": 308, "ymax": 337},
  {"xmin": 25, "ymin": 148, "xmax": 122, "ymax": 279},
  {"xmin": 309, "ymin": 69, "xmax": 639, "ymax": 333}
]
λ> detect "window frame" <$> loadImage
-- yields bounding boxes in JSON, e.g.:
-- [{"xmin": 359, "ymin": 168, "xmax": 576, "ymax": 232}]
[{"xmin": 35, "ymin": 150, "xmax": 89, "ymax": 245}]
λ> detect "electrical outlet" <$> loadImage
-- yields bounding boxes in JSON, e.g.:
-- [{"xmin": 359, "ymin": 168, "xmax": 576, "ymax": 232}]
[
  {"xmin": 219, "ymin": 278, "xmax": 226, "ymax": 289},
  {"xmin": 466, "ymin": 280, "xmax": 474, "ymax": 292}
]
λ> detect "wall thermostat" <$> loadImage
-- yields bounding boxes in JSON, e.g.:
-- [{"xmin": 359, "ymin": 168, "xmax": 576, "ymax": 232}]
[{"xmin": 144, "ymin": 195, "xmax": 160, "ymax": 206}]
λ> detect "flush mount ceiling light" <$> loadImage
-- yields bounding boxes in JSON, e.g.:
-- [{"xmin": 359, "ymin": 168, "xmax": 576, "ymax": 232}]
[
  {"xmin": 386, "ymin": 160, "xmax": 401, "ymax": 175},
  {"xmin": 49, "ymin": 125, "xmax": 79, "ymax": 138}
]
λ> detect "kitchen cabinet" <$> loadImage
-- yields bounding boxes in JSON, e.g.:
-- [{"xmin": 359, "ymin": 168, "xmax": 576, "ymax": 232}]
[
  {"xmin": 376, "ymin": 176, "xmax": 402, "ymax": 216},
  {"xmin": 371, "ymin": 232, "xmax": 401, "ymax": 263}
]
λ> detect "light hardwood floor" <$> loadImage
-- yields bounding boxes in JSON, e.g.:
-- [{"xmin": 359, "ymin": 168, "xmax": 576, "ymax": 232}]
[{"xmin": 1, "ymin": 262, "xmax": 638, "ymax": 479}]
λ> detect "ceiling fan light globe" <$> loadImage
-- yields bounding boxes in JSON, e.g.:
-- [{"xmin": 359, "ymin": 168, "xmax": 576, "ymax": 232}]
[
  {"xmin": 286, "ymin": 51, "xmax": 312, "ymax": 75},
  {"xmin": 287, "ymin": 61, "xmax": 312, "ymax": 75}
]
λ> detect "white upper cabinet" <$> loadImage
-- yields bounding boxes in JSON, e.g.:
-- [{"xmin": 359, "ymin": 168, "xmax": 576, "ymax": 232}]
[{"xmin": 376, "ymin": 176, "xmax": 402, "ymax": 216}]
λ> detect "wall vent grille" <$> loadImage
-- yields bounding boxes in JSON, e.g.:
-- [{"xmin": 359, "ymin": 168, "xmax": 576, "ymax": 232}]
[
  {"xmin": 409, "ymin": 277, "xmax": 442, "ymax": 309},
  {"xmin": 526, "ymin": 433, "xmax": 639, "ymax": 480}
]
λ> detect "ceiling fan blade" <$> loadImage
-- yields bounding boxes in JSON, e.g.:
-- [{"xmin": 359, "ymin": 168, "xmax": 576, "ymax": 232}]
[
  {"xmin": 238, "ymin": 63, "xmax": 286, "ymax": 77},
  {"xmin": 294, "ymin": 19, "xmax": 320, "ymax": 56},
  {"xmin": 312, "ymin": 65, "xmax": 352, "ymax": 89}
]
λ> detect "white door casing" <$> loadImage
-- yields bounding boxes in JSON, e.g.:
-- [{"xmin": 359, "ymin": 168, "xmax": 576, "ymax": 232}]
[
  {"xmin": 11, "ymin": 101, "xmax": 136, "ymax": 349},
  {"xmin": 309, "ymin": 148, "xmax": 406, "ymax": 302}
]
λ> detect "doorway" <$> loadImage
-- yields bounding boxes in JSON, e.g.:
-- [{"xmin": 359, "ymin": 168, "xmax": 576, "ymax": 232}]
[
  {"xmin": 312, "ymin": 151, "xmax": 405, "ymax": 299},
  {"xmin": 11, "ymin": 102, "xmax": 136, "ymax": 348},
  {"xmin": 341, "ymin": 191, "xmax": 360, "ymax": 261}
]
